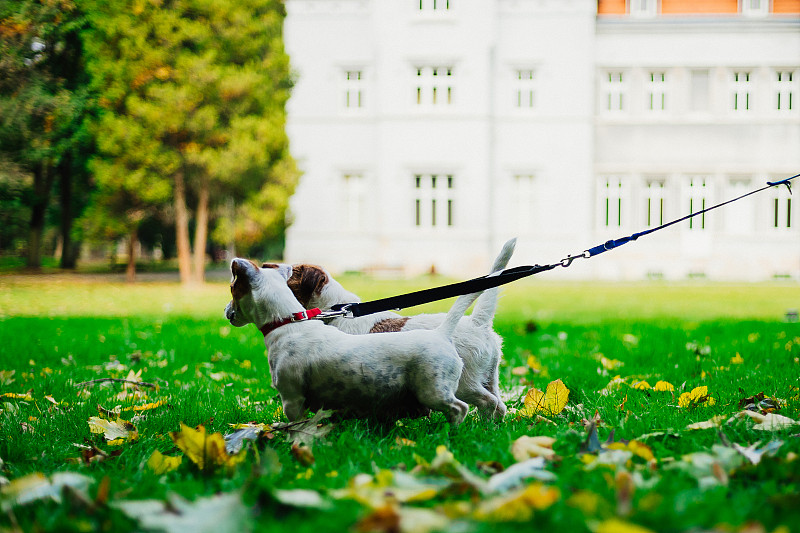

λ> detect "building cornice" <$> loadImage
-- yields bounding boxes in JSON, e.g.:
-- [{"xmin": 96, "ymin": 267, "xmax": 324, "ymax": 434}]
[{"xmin": 596, "ymin": 15, "xmax": 800, "ymax": 33}]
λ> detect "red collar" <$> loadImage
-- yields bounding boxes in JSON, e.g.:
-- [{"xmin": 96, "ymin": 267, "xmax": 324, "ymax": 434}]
[{"xmin": 259, "ymin": 308, "xmax": 323, "ymax": 336}]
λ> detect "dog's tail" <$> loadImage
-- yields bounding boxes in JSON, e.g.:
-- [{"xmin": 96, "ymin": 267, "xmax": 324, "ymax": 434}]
[
  {"xmin": 470, "ymin": 237, "xmax": 517, "ymax": 328},
  {"xmin": 438, "ymin": 291, "xmax": 484, "ymax": 339}
]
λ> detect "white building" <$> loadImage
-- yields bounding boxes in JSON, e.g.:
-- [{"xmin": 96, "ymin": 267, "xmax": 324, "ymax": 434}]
[{"xmin": 283, "ymin": 0, "xmax": 800, "ymax": 280}]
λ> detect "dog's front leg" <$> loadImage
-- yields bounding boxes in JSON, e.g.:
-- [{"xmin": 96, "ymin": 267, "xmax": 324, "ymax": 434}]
[{"xmin": 281, "ymin": 395, "xmax": 306, "ymax": 422}]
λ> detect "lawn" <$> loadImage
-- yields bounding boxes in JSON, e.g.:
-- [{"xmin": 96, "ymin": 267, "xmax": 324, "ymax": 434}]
[{"xmin": 1, "ymin": 274, "xmax": 799, "ymax": 533}]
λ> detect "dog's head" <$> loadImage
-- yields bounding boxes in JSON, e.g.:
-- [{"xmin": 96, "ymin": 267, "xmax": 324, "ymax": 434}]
[
  {"xmin": 286, "ymin": 264, "xmax": 330, "ymax": 308},
  {"xmin": 224, "ymin": 259, "xmax": 295, "ymax": 328}
]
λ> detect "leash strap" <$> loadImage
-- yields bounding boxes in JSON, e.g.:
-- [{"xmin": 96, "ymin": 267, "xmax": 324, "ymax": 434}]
[{"xmin": 326, "ymin": 173, "xmax": 799, "ymax": 319}]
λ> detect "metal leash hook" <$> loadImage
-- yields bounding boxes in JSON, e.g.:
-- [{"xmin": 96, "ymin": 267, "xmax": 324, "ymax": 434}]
[{"xmin": 559, "ymin": 250, "xmax": 591, "ymax": 268}]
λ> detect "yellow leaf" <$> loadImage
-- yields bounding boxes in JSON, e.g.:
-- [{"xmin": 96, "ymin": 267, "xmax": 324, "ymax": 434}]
[
  {"xmin": 678, "ymin": 386, "xmax": 716, "ymax": 408},
  {"xmin": 2, "ymin": 392, "xmax": 33, "ymax": 401},
  {"xmin": 596, "ymin": 518, "xmax": 656, "ymax": 533},
  {"xmin": 653, "ymin": 381, "xmax": 674, "ymax": 392},
  {"xmin": 730, "ymin": 353, "xmax": 744, "ymax": 364},
  {"xmin": 520, "ymin": 379, "xmax": 569, "ymax": 417},
  {"xmin": 473, "ymin": 483, "xmax": 560, "ymax": 522},
  {"xmin": 169, "ymin": 423, "xmax": 246, "ymax": 471},
  {"xmin": 128, "ymin": 399, "xmax": 167, "ymax": 412},
  {"xmin": 146, "ymin": 450, "xmax": 183, "ymax": 475},
  {"xmin": 511, "ymin": 436, "xmax": 556, "ymax": 462},
  {"xmin": 632, "ymin": 380, "xmax": 651, "ymax": 390},
  {"xmin": 88, "ymin": 416, "xmax": 138, "ymax": 442}
]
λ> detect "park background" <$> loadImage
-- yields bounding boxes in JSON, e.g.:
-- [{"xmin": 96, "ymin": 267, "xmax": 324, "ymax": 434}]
[{"xmin": 2, "ymin": 2, "xmax": 800, "ymax": 533}]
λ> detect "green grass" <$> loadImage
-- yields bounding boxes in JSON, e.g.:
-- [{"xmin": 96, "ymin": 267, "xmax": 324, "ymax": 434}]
[{"xmin": 1, "ymin": 275, "xmax": 799, "ymax": 532}]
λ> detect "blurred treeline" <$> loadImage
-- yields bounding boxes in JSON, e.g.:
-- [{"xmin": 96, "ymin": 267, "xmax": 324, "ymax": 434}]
[{"xmin": 0, "ymin": 0, "xmax": 298, "ymax": 282}]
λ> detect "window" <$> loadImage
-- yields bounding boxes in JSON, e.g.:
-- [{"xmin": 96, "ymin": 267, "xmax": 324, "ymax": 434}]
[
  {"xmin": 513, "ymin": 174, "xmax": 536, "ymax": 228},
  {"xmin": 732, "ymin": 71, "xmax": 752, "ymax": 112},
  {"xmin": 772, "ymin": 185, "xmax": 793, "ymax": 229},
  {"xmin": 602, "ymin": 72, "xmax": 626, "ymax": 112},
  {"xmin": 741, "ymin": 0, "xmax": 768, "ymax": 16},
  {"xmin": 514, "ymin": 69, "xmax": 536, "ymax": 109},
  {"xmin": 415, "ymin": 66, "xmax": 454, "ymax": 107},
  {"xmin": 690, "ymin": 69, "xmax": 710, "ymax": 112},
  {"xmin": 647, "ymin": 72, "xmax": 667, "ymax": 112},
  {"xmin": 418, "ymin": 0, "xmax": 450, "ymax": 11},
  {"xmin": 601, "ymin": 176, "xmax": 624, "ymax": 228},
  {"xmin": 727, "ymin": 178, "xmax": 754, "ymax": 234},
  {"xmin": 776, "ymin": 70, "xmax": 795, "ymax": 112},
  {"xmin": 414, "ymin": 174, "xmax": 454, "ymax": 228},
  {"xmin": 342, "ymin": 173, "xmax": 366, "ymax": 230},
  {"xmin": 685, "ymin": 176, "xmax": 709, "ymax": 230},
  {"xmin": 645, "ymin": 178, "xmax": 665, "ymax": 227},
  {"xmin": 630, "ymin": 0, "xmax": 657, "ymax": 17},
  {"xmin": 343, "ymin": 70, "xmax": 364, "ymax": 109}
]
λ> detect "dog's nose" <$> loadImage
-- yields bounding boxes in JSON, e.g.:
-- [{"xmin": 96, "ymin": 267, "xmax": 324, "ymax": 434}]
[{"xmin": 224, "ymin": 303, "xmax": 236, "ymax": 321}]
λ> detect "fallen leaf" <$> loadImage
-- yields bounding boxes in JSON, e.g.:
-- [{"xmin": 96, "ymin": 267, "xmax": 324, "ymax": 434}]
[
  {"xmin": 473, "ymin": 483, "xmax": 560, "ymax": 522},
  {"xmin": 599, "ymin": 375, "xmax": 627, "ymax": 396},
  {"xmin": 678, "ymin": 386, "xmax": 716, "ymax": 408},
  {"xmin": 271, "ymin": 409, "xmax": 333, "ymax": 447},
  {"xmin": 486, "ymin": 458, "xmax": 556, "ymax": 493},
  {"xmin": 112, "ymin": 492, "xmax": 248, "ymax": 533},
  {"xmin": 731, "ymin": 440, "xmax": 783, "ymax": 465},
  {"xmin": 146, "ymin": 450, "xmax": 183, "ymax": 475},
  {"xmin": 737, "ymin": 392, "xmax": 784, "ymax": 414},
  {"xmin": 595, "ymin": 518, "xmax": 656, "ymax": 533},
  {"xmin": 666, "ymin": 444, "xmax": 743, "ymax": 489},
  {"xmin": 0, "ymin": 472, "xmax": 93, "ymax": 510},
  {"xmin": 291, "ymin": 443, "xmax": 315, "ymax": 466},
  {"xmin": 686, "ymin": 415, "xmax": 725, "ymax": 430},
  {"xmin": 88, "ymin": 416, "xmax": 138, "ymax": 442},
  {"xmin": 520, "ymin": 379, "xmax": 569, "ymax": 417},
  {"xmin": 1, "ymin": 392, "xmax": 33, "ymax": 402},
  {"xmin": 653, "ymin": 381, "xmax": 674, "ymax": 392},
  {"xmin": 332, "ymin": 470, "xmax": 447, "ymax": 509},
  {"xmin": 170, "ymin": 423, "xmax": 246, "ymax": 472},
  {"xmin": 223, "ymin": 423, "xmax": 272, "ymax": 455},
  {"xmin": 511, "ymin": 436, "xmax": 556, "ymax": 462},
  {"xmin": 272, "ymin": 489, "xmax": 332, "ymax": 510},
  {"xmin": 728, "ymin": 411, "xmax": 800, "ymax": 431}
]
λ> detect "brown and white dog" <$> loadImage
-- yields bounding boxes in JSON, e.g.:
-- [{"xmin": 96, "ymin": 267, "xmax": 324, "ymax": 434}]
[
  {"xmin": 282, "ymin": 238, "xmax": 516, "ymax": 419},
  {"xmin": 224, "ymin": 259, "xmax": 485, "ymax": 425}
]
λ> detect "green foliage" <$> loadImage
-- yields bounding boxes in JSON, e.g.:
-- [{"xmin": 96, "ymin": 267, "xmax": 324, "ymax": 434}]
[
  {"xmin": 0, "ymin": 0, "xmax": 95, "ymax": 264},
  {"xmin": 82, "ymin": 0, "xmax": 298, "ymax": 254}
]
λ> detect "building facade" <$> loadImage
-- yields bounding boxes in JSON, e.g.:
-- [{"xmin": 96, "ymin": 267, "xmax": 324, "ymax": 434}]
[{"xmin": 283, "ymin": 0, "xmax": 800, "ymax": 280}]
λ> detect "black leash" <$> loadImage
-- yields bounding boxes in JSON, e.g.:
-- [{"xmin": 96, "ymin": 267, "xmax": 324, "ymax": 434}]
[{"xmin": 325, "ymin": 173, "xmax": 799, "ymax": 319}]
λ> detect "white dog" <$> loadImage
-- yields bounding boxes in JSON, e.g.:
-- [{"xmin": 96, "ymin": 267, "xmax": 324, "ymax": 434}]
[
  {"xmin": 225, "ymin": 259, "xmax": 486, "ymax": 425},
  {"xmin": 282, "ymin": 238, "xmax": 516, "ymax": 419}
]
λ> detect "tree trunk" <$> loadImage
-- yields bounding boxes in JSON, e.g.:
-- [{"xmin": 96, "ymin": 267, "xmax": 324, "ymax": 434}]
[
  {"xmin": 27, "ymin": 162, "xmax": 55, "ymax": 269},
  {"xmin": 192, "ymin": 178, "xmax": 209, "ymax": 284},
  {"xmin": 126, "ymin": 226, "xmax": 137, "ymax": 283},
  {"xmin": 58, "ymin": 153, "xmax": 77, "ymax": 269},
  {"xmin": 174, "ymin": 169, "xmax": 194, "ymax": 284}
]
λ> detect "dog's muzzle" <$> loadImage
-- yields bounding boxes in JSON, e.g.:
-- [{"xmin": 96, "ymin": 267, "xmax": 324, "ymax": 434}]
[{"xmin": 225, "ymin": 302, "xmax": 237, "ymax": 322}]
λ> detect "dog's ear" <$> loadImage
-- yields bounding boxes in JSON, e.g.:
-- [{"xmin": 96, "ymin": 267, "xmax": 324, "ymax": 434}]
[
  {"xmin": 230, "ymin": 258, "xmax": 256, "ymax": 299},
  {"xmin": 287, "ymin": 264, "xmax": 328, "ymax": 308}
]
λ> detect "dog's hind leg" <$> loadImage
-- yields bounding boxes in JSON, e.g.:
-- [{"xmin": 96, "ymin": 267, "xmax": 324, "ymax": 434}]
[
  {"xmin": 416, "ymin": 386, "xmax": 469, "ymax": 426},
  {"xmin": 458, "ymin": 385, "xmax": 506, "ymax": 420}
]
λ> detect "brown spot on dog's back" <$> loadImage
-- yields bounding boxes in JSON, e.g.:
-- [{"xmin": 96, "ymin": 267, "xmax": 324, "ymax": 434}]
[
  {"xmin": 287, "ymin": 264, "xmax": 329, "ymax": 308},
  {"xmin": 369, "ymin": 317, "xmax": 411, "ymax": 333}
]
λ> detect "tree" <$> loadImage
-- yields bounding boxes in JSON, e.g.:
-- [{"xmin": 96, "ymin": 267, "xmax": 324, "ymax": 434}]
[
  {"xmin": 84, "ymin": 0, "xmax": 298, "ymax": 284},
  {"xmin": 0, "ymin": 0, "xmax": 93, "ymax": 269}
]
